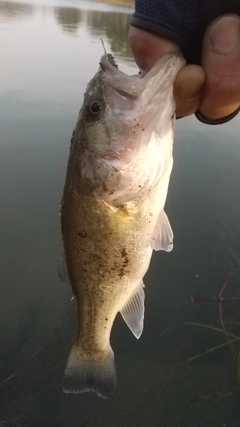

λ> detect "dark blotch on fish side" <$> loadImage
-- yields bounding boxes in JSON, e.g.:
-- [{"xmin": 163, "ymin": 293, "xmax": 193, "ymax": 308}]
[
  {"xmin": 102, "ymin": 182, "xmax": 108, "ymax": 192},
  {"xmin": 121, "ymin": 247, "xmax": 129, "ymax": 267},
  {"xmin": 119, "ymin": 247, "xmax": 129, "ymax": 278}
]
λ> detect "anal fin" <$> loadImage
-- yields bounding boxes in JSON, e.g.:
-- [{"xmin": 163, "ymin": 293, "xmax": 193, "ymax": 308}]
[{"xmin": 120, "ymin": 280, "xmax": 145, "ymax": 339}]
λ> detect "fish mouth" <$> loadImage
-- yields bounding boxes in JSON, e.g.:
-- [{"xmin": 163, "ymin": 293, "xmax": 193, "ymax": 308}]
[
  {"xmin": 106, "ymin": 87, "xmax": 136, "ymax": 111},
  {"xmin": 99, "ymin": 55, "xmax": 138, "ymax": 110},
  {"xmin": 99, "ymin": 53, "xmax": 119, "ymax": 71},
  {"xmin": 99, "ymin": 54, "xmax": 143, "ymax": 100},
  {"xmin": 99, "ymin": 51, "xmax": 185, "ymax": 103},
  {"xmin": 112, "ymin": 87, "xmax": 139, "ymax": 101}
]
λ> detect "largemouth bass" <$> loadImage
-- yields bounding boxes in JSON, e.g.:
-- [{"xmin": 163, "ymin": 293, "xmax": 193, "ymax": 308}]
[{"xmin": 59, "ymin": 51, "xmax": 185, "ymax": 398}]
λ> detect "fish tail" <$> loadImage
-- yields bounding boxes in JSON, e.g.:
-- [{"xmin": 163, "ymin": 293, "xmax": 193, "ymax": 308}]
[{"xmin": 63, "ymin": 342, "xmax": 117, "ymax": 399}]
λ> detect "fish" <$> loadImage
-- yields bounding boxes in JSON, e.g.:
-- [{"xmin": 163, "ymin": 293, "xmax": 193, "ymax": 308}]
[{"xmin": 59, "ymin": 51, "xmax": 185, "ymax": 398}]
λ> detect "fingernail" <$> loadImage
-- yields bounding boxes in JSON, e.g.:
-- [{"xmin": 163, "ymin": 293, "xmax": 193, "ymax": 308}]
[
  {"xmin": 176, "ymin": 77, "xmax": 203, "ymax": 100},
  {"xmin": 209, "ymin": 15, "xmax": 240, "ymax": 54}
]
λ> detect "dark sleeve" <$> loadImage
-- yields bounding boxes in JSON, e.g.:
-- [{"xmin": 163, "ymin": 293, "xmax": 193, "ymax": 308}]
[{"xmin": 130, "ymin": 0, "xmax": 240, "ymax": 64}]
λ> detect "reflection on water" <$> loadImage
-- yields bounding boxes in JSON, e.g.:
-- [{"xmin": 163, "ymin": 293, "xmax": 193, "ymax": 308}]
[
  {"xmin": 53, "ymin": 6, "xmax": 132, "ymax": 58},
  {"xmin": 0, "ymin": 1, "xmax": 34, "ymax": 19},
  {"xmin": 86, "ymin": 9, "xmax": 132, "ymax": 58},
  {"xmin": 54, "ymin": 6, "xmax": 82, "ymax": 33},
  {"xmin": 0, "ymin": 0, "xmax": 133, "ymax": 59}
]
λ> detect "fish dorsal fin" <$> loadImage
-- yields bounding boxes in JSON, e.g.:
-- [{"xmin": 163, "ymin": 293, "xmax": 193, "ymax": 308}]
[
  {"xmin": 120, "ymin": 280, "xmax": 145, "ymax": 339},
  {"xmin": 58, "ymin": 250, "xmax": 71, "ymax": 283},
  {"xmin": 151, "ymin": 210, "xmax": 173, "ymax": 252}
]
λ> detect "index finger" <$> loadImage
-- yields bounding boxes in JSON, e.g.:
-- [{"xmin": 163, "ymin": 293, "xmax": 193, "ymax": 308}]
[
  {"xmin": 128, "ymin": 26, "xmax": 205, "ymax": 116},
  {"xmin": 128, "ymin": 26, "xmax": 179, "ymax": 71}
]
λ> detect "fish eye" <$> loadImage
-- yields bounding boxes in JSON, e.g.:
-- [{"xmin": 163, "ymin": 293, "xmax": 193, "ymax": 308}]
[{"xmin": 89, "ymin": 101, "xmax": 101, "ymax": 115}]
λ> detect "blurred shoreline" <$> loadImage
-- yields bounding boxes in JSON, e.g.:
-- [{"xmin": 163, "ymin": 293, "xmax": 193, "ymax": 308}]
[{"xmin": 92, "ymin": 0, "xmax": 134, "ymax": 8}]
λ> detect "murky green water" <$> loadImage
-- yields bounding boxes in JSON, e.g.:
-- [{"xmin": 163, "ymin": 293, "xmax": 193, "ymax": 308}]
[{"xmin": 1, "ymin": 1, "xmax": 240, "ymax": 426}]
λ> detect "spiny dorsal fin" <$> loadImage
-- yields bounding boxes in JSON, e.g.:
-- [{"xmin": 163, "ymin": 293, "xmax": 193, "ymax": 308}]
[{"xmin": 58, "ymin": 250, "xmax": 70, "ymax": 283}]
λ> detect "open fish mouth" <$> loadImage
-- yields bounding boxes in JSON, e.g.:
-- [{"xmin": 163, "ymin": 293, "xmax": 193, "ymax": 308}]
[
  {"xmin": 106, "ymin": 87, "xmax": 136, "ymax": 111},
  {"xmin": 99, "ymin": 53, "xmax": 119, "ymax": 71},
  {"xmin": 99, "ymin": 54, "xmax": 144, "ymax": 100}
]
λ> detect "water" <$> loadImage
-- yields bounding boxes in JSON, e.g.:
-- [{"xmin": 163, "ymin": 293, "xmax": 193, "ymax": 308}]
[{"xmin": 1, "ymin": 1, "xmax": 240, "ymax": 426}]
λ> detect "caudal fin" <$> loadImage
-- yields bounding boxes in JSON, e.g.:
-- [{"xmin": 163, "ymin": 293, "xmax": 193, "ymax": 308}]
[{"xmin": 63, "ymin": 343, "xmax": 117, "ymax": 399}]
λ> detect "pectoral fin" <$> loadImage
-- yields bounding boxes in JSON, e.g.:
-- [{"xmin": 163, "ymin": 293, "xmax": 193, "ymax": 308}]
[
  {"xmin": 120, "ymin": 280, "xmax": 145, "ymax": 339},
  {"xmin": 150, "ymin": 210, "xmax": 173, "ymax": 252}
]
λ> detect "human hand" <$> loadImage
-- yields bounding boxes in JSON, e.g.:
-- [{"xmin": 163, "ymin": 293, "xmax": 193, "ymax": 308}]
[{"xmin": 129, "ymin": 15, "xmax": 240, "ymax": 123}]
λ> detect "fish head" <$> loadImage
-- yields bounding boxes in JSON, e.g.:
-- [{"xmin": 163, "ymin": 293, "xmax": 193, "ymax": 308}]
[
  {"xmin": 79, "ymin": 54, "xmax": 144, "ymax": 165},
  {"xmin": 79, "ymin": 52, "xmax": 185, "ymax": 169}
]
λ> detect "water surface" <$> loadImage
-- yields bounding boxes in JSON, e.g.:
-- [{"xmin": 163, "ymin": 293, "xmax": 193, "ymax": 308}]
[{"xmin": 1, "ymin": 1, "xmax": 240, "ymax": 426}]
